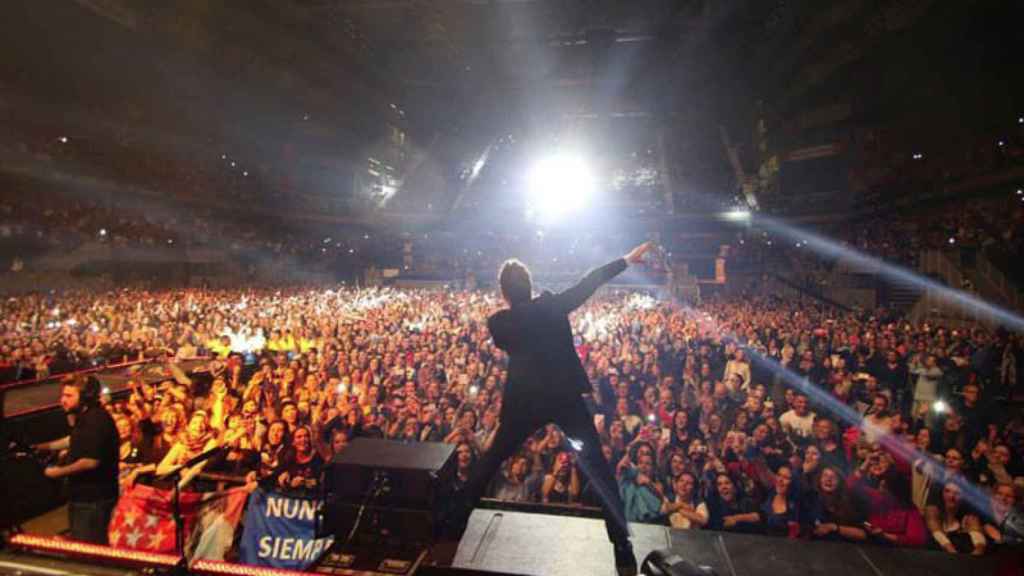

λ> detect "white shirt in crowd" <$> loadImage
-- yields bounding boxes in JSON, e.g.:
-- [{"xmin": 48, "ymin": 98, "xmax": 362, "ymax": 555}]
[{"xmin": 779, "ymin": 409, "xmax": 816, "ymax": 438}]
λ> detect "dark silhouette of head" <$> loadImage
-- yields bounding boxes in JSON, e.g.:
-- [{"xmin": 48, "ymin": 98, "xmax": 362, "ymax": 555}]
[{"xmin": 499, "ymin": 259, "xmax": 532, "ymax": 306}]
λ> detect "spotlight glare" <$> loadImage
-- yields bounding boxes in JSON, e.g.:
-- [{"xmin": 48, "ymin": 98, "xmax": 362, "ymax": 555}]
[
  {"xmin": 724, "ymin": 209, "xmax": 751, "ymax": 221},
  {"xmin": 526, "ymin": 153, "xmax": 595, "ymax": 221}
]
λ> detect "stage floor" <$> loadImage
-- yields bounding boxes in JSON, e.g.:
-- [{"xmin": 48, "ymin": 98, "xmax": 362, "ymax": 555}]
[{"xmin": 451, "ymin": 510, "xmax": 1005, "ymax": 576}]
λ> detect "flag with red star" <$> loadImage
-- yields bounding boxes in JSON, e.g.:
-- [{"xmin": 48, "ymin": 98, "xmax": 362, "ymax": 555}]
[
  {"xmin": 108, "ymin": 484, "xmax": 205, "ymax": 554},
  {"xmin": 109, "ymin": 484, "xmax": 253, "ymax": 558}
]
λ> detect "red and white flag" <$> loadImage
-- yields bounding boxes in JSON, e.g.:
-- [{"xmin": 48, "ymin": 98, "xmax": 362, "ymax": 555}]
[
  {"xmin": 109, "ymin": 484, "xmax": 251, "ymax": 560},
  {"xmin": 108, "ymin": 484, "xmax": 202, "ymax": 554}
]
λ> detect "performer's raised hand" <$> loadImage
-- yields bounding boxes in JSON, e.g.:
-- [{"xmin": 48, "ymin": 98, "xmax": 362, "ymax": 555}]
[{"xmin": 624, "ymin": 241, "xmax": 654, "ymax": 265}]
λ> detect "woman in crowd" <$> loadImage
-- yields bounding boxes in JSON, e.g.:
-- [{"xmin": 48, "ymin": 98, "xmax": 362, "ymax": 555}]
[
  {"xmin": 808, "ymin": 466, "xmax": 868, "ymax": 542},
  {"xmin": 926, "ymin": 481, "xmax": 987, "ymax": 555},
  {"xmin": 542, "ymin": 450, "xmax": 581, "ymax": 505},
  {"xmin": 207, "ymin": 413, "xmax": 260, "ymax": 483},
  {"xmin": 156, "ymin": 410, "xmax": 241, "ymax": 489},
  {"xmin": 259, "ymin": 420, "xmax": 290, "ymax": 480},
  {"xmin": 276, "ymin": 425, "xmax": 324, "ymax": 489},
  {"xmin": 668, "ymin": 409, "xmax": 697, "ymax": 452},
  {"xmin": 661, "ymin": 448, "xmax": 689, "ymax": 491},
  {"xmin": 760, "ymin": 465, "xmax": 800, "ymax": 538},
  {"xmin": 708, "ymin": 473, "xmax": 761, "ymax": 533},
  {"xmin": 796, "ymin": 445, "xmax": 823, "ymax": 495},
  {"xmin": 142, "ymin": 405, "xmax": 185, "ymax": 466},
  {"xmin": 853, "ymin": 454, "xmax": 927, "ymax": 547},
  {"xmin": 453, "ymin": 441, "xmax": 477, "ymax": 491}
]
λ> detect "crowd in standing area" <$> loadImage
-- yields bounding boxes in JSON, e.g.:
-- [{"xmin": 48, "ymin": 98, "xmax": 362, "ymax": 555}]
[{"xmin": 4, "ymin": 284, "xmax": 1022, "ymax": 555}]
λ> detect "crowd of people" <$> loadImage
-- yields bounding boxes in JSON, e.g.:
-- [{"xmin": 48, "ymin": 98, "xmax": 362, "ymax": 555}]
[{"xmin": 5, "ymin": 282, "xmax": 1023, "ymax": 556}]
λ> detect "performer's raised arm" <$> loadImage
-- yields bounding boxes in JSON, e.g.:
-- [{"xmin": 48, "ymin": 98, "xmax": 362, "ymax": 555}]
[{"xmin": 551, "ymin": 241, "xmax": 653, "ymax": 314}]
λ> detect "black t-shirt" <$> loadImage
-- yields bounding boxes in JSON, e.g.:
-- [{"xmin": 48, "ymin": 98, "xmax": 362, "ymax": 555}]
[
  {"xmin": 68, "ymin": 406, "xmax": 119, "ymax": 502},
  {"xmin": 278, "ymin": 450, "xmax": 325, "ymax": 484}
]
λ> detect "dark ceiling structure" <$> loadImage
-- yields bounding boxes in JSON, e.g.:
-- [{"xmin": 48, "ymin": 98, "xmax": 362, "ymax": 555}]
[{"xmin": 1, "ymin": 0, "xmax": 1020, "ymax": 222}]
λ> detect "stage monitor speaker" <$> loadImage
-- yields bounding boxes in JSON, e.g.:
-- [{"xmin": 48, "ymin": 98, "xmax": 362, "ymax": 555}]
[
  {"xmin": 317, "ymin": 440, "xmax": 457, "ymax": 574},
  {"xmin": 328, "ymin": 438, "xmax": 456, "ymax": 511}
]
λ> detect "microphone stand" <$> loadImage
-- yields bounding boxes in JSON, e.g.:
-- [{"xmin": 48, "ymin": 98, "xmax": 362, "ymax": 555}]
[{"xmin": 156, "ymin": 445, "xmax": 225, "ymax": 576}]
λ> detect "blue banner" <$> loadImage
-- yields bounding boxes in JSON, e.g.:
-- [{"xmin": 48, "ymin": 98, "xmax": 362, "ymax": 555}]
[{"xmin": 238, "ymin": 488, "xmax": 334, "ymax": 570}]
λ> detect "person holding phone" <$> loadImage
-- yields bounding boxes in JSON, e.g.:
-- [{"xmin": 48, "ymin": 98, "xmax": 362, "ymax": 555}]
[{"xmin": 442, "ymin": 241, "xmax": 654, "ymax": 576}]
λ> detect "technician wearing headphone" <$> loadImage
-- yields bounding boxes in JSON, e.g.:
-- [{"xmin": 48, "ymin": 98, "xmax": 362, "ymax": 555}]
[{"xmin": 36, "ymin": 374, "xmax": 120, "ymax": 544}]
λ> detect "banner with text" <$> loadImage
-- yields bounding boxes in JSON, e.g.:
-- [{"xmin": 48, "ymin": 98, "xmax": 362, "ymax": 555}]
[{"xmin": 238, "ymin": 488, "xmax": 334, "ymax": 570}]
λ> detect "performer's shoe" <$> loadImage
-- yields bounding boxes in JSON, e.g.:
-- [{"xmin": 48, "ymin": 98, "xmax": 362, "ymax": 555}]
[{"xmin": 614, "ymin": 541, "xmax": 638, "ymax": 576}]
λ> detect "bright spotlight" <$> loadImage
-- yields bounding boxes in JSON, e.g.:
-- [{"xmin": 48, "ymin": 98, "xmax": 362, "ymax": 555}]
[
  {"xmin": 933, "ymin": 399, "xmax": 948, "ymax": 414},
  {"xmin": 723, "ymin": 209, "xmax": 751, "ymax": 222},
  {"xmin": 526, "ymin": 153, "xmax": 595, "ymax": 221}
]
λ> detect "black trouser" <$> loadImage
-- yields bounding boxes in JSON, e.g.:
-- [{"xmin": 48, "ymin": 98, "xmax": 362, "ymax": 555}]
[
  {"xmin": 460, "ymin": 395, "xmax": 631, "ymax": 546},
  {"xmin": 68, "ymin": 497, "xmax": 116, "ymax": 545}
]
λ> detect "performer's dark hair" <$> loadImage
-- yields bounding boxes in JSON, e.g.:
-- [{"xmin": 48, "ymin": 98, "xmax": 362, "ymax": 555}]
[{"xmin": 498, "ymin": 259, "xmax": 532, "ymax": 305}]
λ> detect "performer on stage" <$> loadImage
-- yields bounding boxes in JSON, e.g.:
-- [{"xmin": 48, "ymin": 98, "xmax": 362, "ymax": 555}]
[
  {"xmin": 447, "ymin": 241, "xmax": 654, "ymax": 576},
  {"xmin": 36, "ymin": 375, "xmax": 119, "ymax": 544}
]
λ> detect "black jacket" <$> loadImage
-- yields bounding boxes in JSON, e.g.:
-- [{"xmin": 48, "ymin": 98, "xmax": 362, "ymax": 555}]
[{"xmin": 487, "ymin": 258, "xmax": 627, "ymax": 416}]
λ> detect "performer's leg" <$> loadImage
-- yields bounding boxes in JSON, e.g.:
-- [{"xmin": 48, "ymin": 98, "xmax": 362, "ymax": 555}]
[
  {"xmin": 556, "ymin": 400, "xmax": 631, "ymax": 546},
  {"xmin": 442, "ymin": 416, "xmax": 538, "ymax": 535}
]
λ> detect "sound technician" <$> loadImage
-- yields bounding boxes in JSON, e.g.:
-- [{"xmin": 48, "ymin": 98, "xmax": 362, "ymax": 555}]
[{"xmin": 35, "ymin": 374, "xmax": 119, "ymax": 544}]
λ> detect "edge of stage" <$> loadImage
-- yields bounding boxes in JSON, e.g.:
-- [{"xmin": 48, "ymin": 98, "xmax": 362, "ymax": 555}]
[{"xmin": 451, "ymin": 509, "xmax": 1017, "ymax": 576}]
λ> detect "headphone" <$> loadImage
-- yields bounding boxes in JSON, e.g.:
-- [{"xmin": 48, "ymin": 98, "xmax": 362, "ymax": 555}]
[{"xmin": 79, "ymin": 375, "xmax": 102, "ymax": 407}]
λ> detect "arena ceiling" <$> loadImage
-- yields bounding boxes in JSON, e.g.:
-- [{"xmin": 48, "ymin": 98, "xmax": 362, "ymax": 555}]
[{"xmin": 1, "ymin": 0, "xmax": 1018, "ymax": 219}]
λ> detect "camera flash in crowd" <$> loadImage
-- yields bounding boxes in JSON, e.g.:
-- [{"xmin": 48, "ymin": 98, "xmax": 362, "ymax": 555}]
[
  {"xmin": 647, "ymin": 413, "xmax": 656, "ymax": 423},
  {"xmin": 336, "ymin": 383, "xmax": 346, "ymax": 394},
  {"xmin": 469, "ymin": 385, "xmax": 479, "ymax": 396},
  {"xmin": 932, "ymin": 399, "xmax": 948, "ymax": 414}
]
